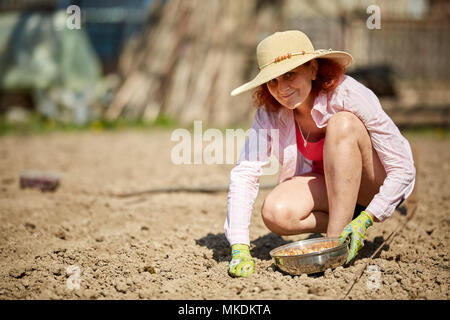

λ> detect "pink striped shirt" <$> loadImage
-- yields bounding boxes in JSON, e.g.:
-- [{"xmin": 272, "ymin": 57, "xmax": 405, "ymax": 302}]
[{"xmin": 224, "ymin": 75, "xmax": 416, "ymax": 246}]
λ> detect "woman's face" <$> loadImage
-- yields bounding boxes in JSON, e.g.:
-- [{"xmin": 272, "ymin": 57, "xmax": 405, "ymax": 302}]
[{"xmin": 266, "ymin": 60, "xmax": 318, "ymax": 110}]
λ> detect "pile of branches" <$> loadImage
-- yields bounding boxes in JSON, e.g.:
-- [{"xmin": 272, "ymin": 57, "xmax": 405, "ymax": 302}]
[{"xmin": 106, "ymin": 0, "xmax": 283, "ymax": 126}]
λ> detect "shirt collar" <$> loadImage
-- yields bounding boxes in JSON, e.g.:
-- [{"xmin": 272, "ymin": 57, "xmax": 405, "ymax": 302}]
[{"xmin": 311, "ymin": 92, "xmax": 328, "ymax": 117}]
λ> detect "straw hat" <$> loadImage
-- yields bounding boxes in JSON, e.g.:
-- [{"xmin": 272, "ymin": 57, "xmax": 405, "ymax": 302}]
[{"xmin": 231, "ymin": 30, "xmax": 353, "ymax": 96}]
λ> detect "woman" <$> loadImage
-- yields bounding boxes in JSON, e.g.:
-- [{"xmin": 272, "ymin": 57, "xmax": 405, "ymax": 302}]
[{"xmin": 225, "ymin": 30, "xmax": 416, "ymax": 277}]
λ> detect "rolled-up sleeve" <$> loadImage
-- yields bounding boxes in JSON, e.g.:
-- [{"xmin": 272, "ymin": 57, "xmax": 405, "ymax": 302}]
[
  {"xmin": 224, "ymin": 108, "xmax": 272, "ymax": 245},
  {"xmin": 343, "ymin": 83, "xmax": 416, "ymax": 221}
]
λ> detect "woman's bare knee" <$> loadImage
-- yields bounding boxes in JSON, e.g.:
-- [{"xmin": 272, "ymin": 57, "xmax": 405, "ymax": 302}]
[
  {"xmin": 261, "ymin": 175, "xmax": 328, "ymax": 235},
  {"xmin": 326, "ymin": 111, "xmax": 365, "ymax": 142},
  {"xmin": 261, "ymin": 194, "xmax": 319, "ymax": 235},
  {"xmin": 261, "ymin": 197, "xmax": 293, "ymax": 235}
]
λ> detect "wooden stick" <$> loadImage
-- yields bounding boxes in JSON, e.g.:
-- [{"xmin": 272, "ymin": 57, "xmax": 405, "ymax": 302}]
[{"xmin": 112, "ymin": 183, "xmax": 277, "ymax": 198}]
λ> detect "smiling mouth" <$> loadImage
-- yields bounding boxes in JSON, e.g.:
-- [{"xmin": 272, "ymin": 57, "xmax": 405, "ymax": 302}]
[{"xmin": 281, "ymin": 91, "xmax": 296, "ymax": 99}]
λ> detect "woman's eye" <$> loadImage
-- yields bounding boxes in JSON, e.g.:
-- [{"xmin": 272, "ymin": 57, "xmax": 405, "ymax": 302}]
[
  {"xmin": 284, "ymin": 72, "xmax": 294, "ymax": 79},
  {"xmin": 268, "ymin": 79, "xmax": 277, "ymax": 86}
]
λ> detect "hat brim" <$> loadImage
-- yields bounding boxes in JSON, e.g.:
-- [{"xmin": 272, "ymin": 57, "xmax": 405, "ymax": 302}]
[{"xmin": 230, "ymin": 51, "xmax": 352, "ymax": 96}]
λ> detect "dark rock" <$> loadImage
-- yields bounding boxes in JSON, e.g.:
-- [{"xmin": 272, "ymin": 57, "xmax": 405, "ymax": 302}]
[
  {"xmin": 19, "ymin": 171, "xmax": 60, "ymax": 192},
  {"xmin": 9, "ymin": 268, "xmax": 26, "ymax": 279}
]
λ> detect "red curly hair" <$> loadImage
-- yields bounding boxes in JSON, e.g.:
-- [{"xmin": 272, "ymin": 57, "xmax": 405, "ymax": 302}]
[{"xmin": 252, "ymin": 58, "xmax": 345, "ymax": 112}]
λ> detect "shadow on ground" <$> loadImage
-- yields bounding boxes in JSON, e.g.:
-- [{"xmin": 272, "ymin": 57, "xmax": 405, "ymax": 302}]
[
  {"xmin": 195, "ymin": 231, "xmax": 391, "ymax": 274},
  {"xmin": 196, "ymin": 232, "xmax": 291, "ymax": 262},
  {"xmin": 357, "ymin": 236, "xmax": 390, "ymax": 260},
  {"xmin": 195, "ymin": 233, "xmax": 231, "ymax": 262},
  {"xmin": 195, "ymin": 232, "xmax": 327, "ymax": 262}
]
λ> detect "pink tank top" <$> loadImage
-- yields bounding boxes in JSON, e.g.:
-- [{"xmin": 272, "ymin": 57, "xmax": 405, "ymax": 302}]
[{"xmin": 295, "ymin": 121, "xmax": 325, "ymax": 174}]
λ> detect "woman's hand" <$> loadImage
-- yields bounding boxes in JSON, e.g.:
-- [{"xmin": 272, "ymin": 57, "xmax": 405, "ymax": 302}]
[
  {"xmin": 228, "ymin": 244, "xmax": 255, "ymax": 277},
  {"xmin": 339, "ymin": 211, "xmax": 374, "ymax": 264}
]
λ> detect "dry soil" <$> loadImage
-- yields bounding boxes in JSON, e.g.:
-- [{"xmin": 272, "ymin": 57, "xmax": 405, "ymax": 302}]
[{"xmin": 0, "ymin": 129, "xmax": 448, "ymax": 300}]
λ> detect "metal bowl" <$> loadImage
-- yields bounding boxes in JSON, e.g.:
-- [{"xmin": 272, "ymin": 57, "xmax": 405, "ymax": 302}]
[{"xmin": 269, "ymin": 237, "xmax": 349, "ymax": 275}]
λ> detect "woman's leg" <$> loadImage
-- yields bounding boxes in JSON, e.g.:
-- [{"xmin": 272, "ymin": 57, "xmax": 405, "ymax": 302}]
[
  {"xmin": 261, "ymin": 111, "xmax": 386, "ymax": 237},
  {"xmin": 324, "ymin": 111, "xmax": 386, "ymax": 237},
  {"xmin": 261, "ymin": 173, "xmax": 329, "ymax": 235}
]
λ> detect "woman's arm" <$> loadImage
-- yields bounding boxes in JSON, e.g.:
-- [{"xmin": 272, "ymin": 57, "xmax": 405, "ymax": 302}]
[{"xmin": 224, "ymin": 108, "xmax": 273, "ymax": 245}]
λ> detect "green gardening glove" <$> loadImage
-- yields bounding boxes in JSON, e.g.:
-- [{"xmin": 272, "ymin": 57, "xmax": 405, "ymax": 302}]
[
  {"xmin": 228, "ymin": 244, "xmax": 255, "ymax": 278},
  {"xmin": 339, "ymin": 211, "xmax": 374, "ymax": 264}
]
